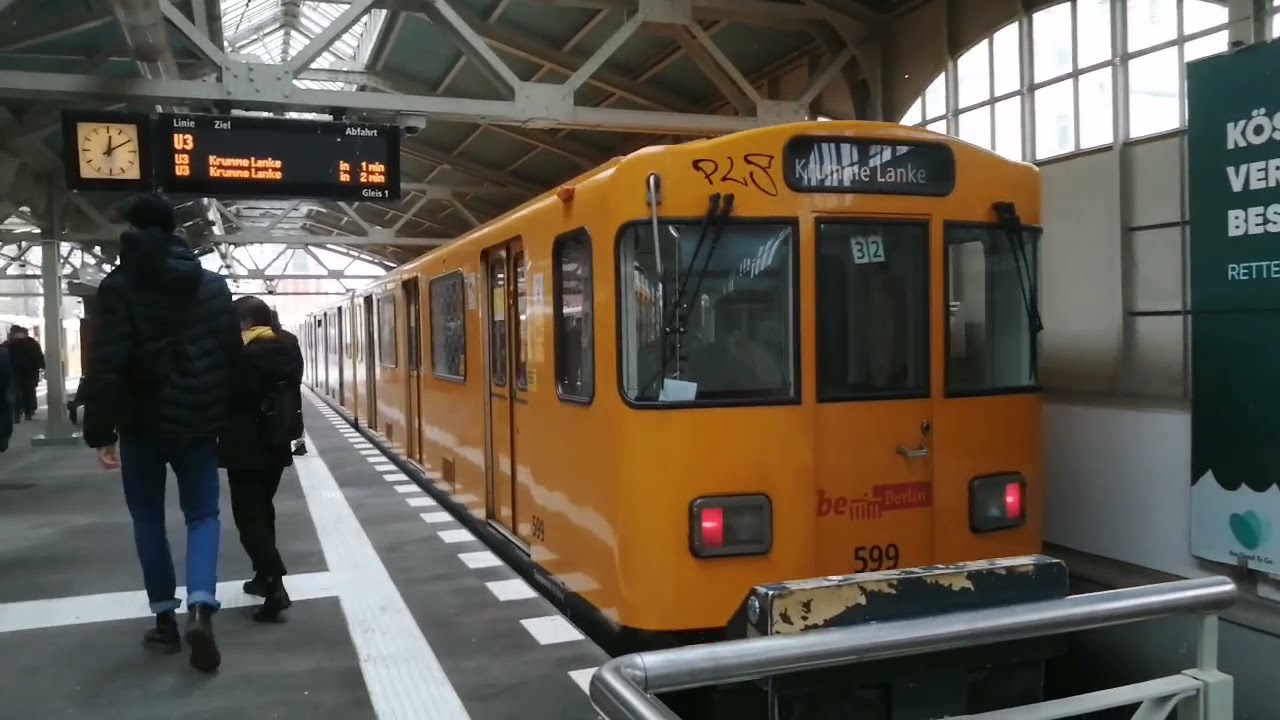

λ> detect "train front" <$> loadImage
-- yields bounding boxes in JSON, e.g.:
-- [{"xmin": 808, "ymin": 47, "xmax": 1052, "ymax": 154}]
[{"xmin": 606, "ymin": 122, "xmax": 1059, "ymax": 717}]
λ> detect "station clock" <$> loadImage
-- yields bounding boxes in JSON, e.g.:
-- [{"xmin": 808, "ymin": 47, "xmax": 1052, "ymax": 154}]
[{"xmin": 75, "ymin": 121, "xmax": 143, "ymax": 181}]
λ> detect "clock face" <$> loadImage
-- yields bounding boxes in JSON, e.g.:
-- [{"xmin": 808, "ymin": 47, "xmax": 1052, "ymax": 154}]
[{"xmin": 77, "ymin": 122, "xmax": 141, "ymax": 180}]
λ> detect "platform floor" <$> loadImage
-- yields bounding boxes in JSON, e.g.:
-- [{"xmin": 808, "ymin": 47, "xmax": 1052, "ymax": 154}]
[{"xmin": 0, "ymin": 391, "xmax": 606, "ymax": 719}]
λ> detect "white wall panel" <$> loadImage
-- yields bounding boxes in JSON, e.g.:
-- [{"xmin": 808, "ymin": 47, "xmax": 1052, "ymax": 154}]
[{"xmin": 1039, "ymin": 150, "xmax": 1124, "ymax": 392}]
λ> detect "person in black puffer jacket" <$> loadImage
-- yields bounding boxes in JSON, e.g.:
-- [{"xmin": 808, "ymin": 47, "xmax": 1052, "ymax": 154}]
[
  {"xmin": 220, "ymin": 295, "xmax": 302, "ymax": 622},
  {"xmin": 81, "ymin": 193, "xmax": 241, "ymax": 673}
]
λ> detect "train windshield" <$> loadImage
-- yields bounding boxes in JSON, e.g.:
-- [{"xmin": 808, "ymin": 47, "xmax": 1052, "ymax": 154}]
[
  {"xmin": 945, "ymin": 224, "xmax": 1042, "ymax": 395},
  {"xmin": 618, "ymin": 220, "xmax": 797, "ymax": 405}
]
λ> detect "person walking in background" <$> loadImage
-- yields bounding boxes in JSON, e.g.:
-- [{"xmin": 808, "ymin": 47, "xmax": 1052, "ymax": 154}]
[
  {"xmin": 0, "ymin": 341, "xmax": 14, "ymax": 451},
  {"xmin": 5, "ymin": 326, "xmax": 43, "ymax": 422},
  {"xmin": 81, "ymin": 193, "xmax": 242, "ymax": 673},
  {"xmin": 221, "ymin": 297, "xmax": 303, "ymax": 622},
  {"xmin": 271, "ymin": 309, "xmax": 307, "ymax": 456}
]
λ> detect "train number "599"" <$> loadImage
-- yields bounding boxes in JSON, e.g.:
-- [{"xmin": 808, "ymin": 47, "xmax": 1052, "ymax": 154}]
[{"xmin": 853, "ymin": 544, "xmax": 900, "ymax": 573}]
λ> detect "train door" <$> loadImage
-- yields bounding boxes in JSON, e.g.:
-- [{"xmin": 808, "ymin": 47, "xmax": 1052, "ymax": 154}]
[
  {"xmin": 482, "ymin": 241, "xmax": 527, "ymax": 540},
  {"xmin": 812, "ymin": 218, "xmax": 935, "ymax": 577},
  {"xmin": 929, "ymin": 221, "xmax": 1041, "ymax": 562},
  {"xmin": 363, "ymin": 295, "xmax": 377, "ymax": 426},
  {"xmin": 403, "ymin": 278, "xmax": 424, "ymax": 462}
]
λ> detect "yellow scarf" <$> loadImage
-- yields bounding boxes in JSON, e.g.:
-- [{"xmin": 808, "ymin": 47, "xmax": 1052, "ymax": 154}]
[{"xmin": 241, "ymin": 326, "xmax": 277, "ymax": 345}]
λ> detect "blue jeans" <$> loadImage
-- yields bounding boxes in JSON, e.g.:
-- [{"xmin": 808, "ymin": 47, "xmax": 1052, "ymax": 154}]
[{"xmin": 119, "ymin": 435, "xmax": 222, "ymax": 613}]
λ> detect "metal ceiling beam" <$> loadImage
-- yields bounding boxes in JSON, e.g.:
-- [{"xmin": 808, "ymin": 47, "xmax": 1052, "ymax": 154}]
[
  {"xmin": 441, "ymin": 3, "xmax": 698, "ymax": 113},
  {"xmin": 284, "ymin": 0, "xmax": 377, "ymax": 76},
  {"xmin": 159, "ymin": 0, "xmax": 226, "ymax": 69},
  {"xmin": 0, "ymin": 66, "xmax": 768, "ymax": 134},
  {"xmin": 495, "ymin": 0, "xmax": 837, "ymax": 25},
  {"xmin": 411, "ymin": 0, "xmax": 521, "ymax": 96}
]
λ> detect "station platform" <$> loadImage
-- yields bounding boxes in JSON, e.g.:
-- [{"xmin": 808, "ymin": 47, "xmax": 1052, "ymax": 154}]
[{"xmin": 0, "ymin": 390, "xmax": 607, "ymax": 719}]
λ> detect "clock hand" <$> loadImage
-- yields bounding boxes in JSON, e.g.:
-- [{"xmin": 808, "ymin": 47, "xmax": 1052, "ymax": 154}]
[{"xmin": 104, "ymin": 138, "xmax": 116, "ymax": 156}]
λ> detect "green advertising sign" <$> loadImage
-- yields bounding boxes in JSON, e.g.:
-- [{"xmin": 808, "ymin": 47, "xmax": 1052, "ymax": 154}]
[{"xmin": 1188, "ymin": 41, "xmax": 1280, "ymax": 577}]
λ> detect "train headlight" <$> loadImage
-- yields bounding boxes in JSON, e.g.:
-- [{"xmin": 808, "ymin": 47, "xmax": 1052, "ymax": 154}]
[
  {"xmin": 969, "ymin": 473, "xmax": 1026, "ymax": 533},
  {"xmin": 689, "ymin": 495, "xmax": 772, "ymax": 558}
]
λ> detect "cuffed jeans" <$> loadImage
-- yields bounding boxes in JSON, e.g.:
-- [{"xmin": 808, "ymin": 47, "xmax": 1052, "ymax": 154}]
[{"xmin": 119, "ymin": 435, "xmax": 221, "ymax": 614}]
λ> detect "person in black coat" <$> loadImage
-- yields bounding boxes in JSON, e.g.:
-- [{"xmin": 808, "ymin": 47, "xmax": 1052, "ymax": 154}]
[
  {"xmin": 82, "ymin": 193, "xmax": 241, "ymax": 673},
  {"xmin": 220, "ymin": 295, "xmax": 303, "ymax": 622},
  {"xmin": 0, "ymin": 344, "xmax": 14, "ymax": 450}
]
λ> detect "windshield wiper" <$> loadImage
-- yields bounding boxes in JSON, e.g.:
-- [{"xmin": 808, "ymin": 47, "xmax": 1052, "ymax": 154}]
[
  {"xmin": 641, "ymin": 192, "xmax": 735, "ymax": 398},
  {"xmin": 992, "ymin": 201, "xmax": 1043, "ymax": 334}
]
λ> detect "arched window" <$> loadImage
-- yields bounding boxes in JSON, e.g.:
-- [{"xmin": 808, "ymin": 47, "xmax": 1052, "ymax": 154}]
[{"xmin": 900, "ymin": 0, "xmax": 1242, "ymax": 162}]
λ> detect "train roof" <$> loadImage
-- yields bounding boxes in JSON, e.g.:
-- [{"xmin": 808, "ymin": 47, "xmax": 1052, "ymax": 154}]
[{"xmin": 331, "ymin": 119, "xmax": 1033, "ymax": 302}]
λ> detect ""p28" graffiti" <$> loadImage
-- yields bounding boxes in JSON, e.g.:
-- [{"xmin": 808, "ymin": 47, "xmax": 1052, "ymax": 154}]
[{"xmin": 691, "ymin": 154, "xmax": 779, "ymax": 197}]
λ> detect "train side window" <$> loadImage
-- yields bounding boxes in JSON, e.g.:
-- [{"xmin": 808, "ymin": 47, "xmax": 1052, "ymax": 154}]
[
  {"xmin": 488, "ymin": 254, "xmax": 507, "ymax": 387},
  {"xmin": 430, "ymin": 271, "xmax": 467, "ymax": 381},
  {"xmin": 815, "ymin": 221, "xmax": 929, "ymax": 401},
  {"xmin": 553, "ymin": 228, "xmax": 594, "ymax": 403},
  {"xmin": 945, "ymin": 224, "xmax": 1040, "ymax": 395},
  {"xmin": 376, "ymin": 293, "xmax": 397, "ymax": 368},
  {"xmin": 514, "ymin": 249, "xmax": 529, "ymax": 390}
]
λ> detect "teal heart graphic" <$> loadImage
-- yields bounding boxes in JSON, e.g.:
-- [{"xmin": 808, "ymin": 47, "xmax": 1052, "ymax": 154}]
[{"xmin": 1229, "ymin": 511, "xmax": 1268, "ymax": 551}]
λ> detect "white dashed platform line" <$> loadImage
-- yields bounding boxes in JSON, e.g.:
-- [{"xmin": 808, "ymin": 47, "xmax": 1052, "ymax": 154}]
[
  {"xmin": 0, "ymin": 572, "xmax": 338, "ymax": 634},
  {"xmin": 485, "ymin": 579, "xmax": 536, "ymax": 602},
  {"xmin": 373, "ymin": 463, "xmax": 397, "ymax": 472},
  {"xmin": 293, "ymin": 426, "xmax": 471, "ymax": 720},
  {"xmin": 383, "ymin": 472, "xmax": 409, "ymax": 482},
  {"xmin": 437, "ymin": 529, "xmax": 474, "ymax": 544},
  {"xmin": 568, "ymin": 668, "xmax": 597, "ymax": 695},
  {"xmin": 406, "ymin": 496, "xmax": 437, "ymax": 508},
  {"xmin": 393, "ymin": 484, "xmax": 423, "ymax": 494},
  {"xmin": 458, "ymin": 551, "xmax": 502, "ymax": 569},
  {"xmin": 360, "ymin": 449, "xmax": 382, "ymax": 456},
  {"xmin": 520, "ymin": 616, "xmax": 585, "ymax": 645},
  {"xmin": 420, "ymin": 512, "xmax": 453, "ymax": 524},
  {"xmin": 352, "ymin": 442, "xmax": 372, "ymax": 448}
]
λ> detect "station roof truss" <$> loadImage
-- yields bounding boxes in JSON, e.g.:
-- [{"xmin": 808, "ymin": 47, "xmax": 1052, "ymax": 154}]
[{"xmin": 0, "ymin": 0, "xmax": 897, "ymax": 286}]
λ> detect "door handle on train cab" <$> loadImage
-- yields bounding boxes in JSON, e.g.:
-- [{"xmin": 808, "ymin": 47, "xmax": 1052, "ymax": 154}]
[{"xmin": 896, "ymin": 444, "xmax": 930, "ymax": 459}]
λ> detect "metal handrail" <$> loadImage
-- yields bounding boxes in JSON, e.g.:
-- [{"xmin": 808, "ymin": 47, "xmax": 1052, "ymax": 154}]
[{"xmin": 589, "ymin": 576, "xmax": 1238, "ymax": 720}]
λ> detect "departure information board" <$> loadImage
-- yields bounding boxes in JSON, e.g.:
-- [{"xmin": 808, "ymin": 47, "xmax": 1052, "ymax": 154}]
[
  {"xmin": 61, "ymin": 110, "xmax": 402, "ymax": 201},
  {"xmin": 157, "ymin": 113, "xmax": 401, "ymax": 200}
]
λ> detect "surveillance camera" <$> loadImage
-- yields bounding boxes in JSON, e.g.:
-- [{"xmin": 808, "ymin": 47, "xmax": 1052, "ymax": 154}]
[{"xmin": 399, "ymin": 114, "xmax": 426, "ymax": 136}]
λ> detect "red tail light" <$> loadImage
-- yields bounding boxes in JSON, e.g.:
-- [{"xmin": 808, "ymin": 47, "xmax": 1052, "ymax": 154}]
[
  {"xmin": 1005, "ymin": 481, "xmax": 1024, "ymax": 520},
  {"xmin": 969, "ymin": 474, "xmax": 1027, "ymax": 533},
  {"xmin": 690, "ymin": 495, "xmax": 772, "ymax": 558},
  {"xmin": 699, "ymin": 507, "xmax": 725, "ymax": 548}
]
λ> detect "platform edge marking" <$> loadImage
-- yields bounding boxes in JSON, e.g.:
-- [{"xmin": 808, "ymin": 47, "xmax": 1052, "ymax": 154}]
[{"xmin": 296, "ymin": 431, "xmax": 471, "ymax": 720}]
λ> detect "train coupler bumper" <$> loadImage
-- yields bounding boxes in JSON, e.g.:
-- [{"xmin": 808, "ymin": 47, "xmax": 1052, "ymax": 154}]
[{"xmin": 724, "ymin": 554, "xmax": 1070, "ymax": 719}]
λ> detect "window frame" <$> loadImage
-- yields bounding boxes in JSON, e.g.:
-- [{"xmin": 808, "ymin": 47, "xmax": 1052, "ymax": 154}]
[
  {"xmin": 942, "ymin": 220, "xmax": 1044, "ymax": 399},
  {"xmin": 486, "ymin": 253, "xmax": 508, "ymax": 389},
  {"xmin": 814, "ymin": 217, "xmax": 933, "ymax": 404},
  {"xmin": 375, "ymin": 292, "xmax": 397, "ymax": 369},
  {"xmin": 428, "ymin": 270, "xmax": 468, "ymax": 383},
  {"xmin": 611, "ymin": 216, "xmax": 803, "ymax": 410},
  {"xmin": 553, "ymin": 227, "xmax": 596, "ymax": 405}
]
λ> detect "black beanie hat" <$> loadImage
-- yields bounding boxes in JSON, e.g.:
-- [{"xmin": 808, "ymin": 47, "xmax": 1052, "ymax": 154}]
[{"xmin": 121, "ymin": 194, "xmax": 176, "ymax": 233}]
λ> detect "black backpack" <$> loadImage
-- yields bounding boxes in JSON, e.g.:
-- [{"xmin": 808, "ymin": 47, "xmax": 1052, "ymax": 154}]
[{"xmin": 260, "ymin": 380, "xmax": 302, "ymax": 446}]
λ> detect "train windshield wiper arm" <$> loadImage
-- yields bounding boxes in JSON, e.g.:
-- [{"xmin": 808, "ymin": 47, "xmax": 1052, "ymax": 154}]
[
  {"xmin": 993, "ymin": 201, "xmax": 1043, "ymax": 335},
  {"xmin": 643, "ymin": 193, "xmax": 734, "ymax": 399}
]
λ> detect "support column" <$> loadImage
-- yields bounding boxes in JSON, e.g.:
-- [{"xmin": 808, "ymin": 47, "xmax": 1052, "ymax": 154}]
[{"xmin": 32, "ymin": 181, "xmax": 78, "ymax": 446}]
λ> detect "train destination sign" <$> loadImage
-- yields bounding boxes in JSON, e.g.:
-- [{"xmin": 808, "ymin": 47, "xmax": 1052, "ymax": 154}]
[
  {"xmin": 782, "ymin": 137, "xmax": 956, "ymax": 196},
  {"xmin": 157, "ymin": 113, "xmax": 401, "ymax": 201},
  {"xmin": 61, "ymin": 110, "xmax": 402, "ymax": 201}
]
